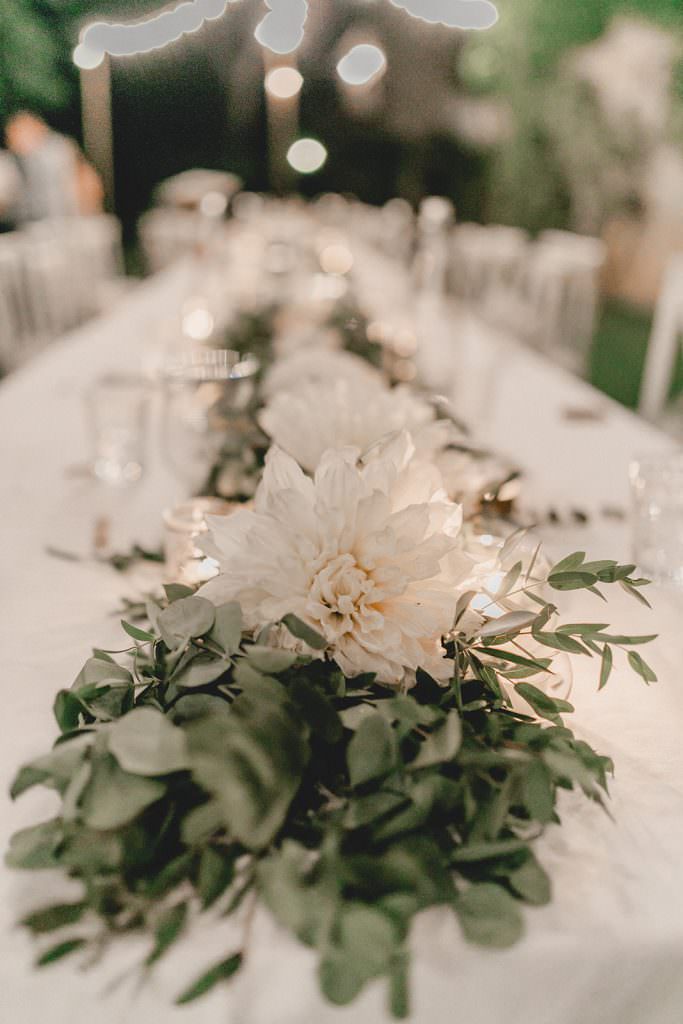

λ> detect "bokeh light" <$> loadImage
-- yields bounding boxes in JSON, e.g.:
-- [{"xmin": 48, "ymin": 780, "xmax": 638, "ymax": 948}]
[
  {"xmin": 287, "ymin": 138, "xmax": 328, "ymax": 174},
  {"xmin": 337, "ymin": 43, "xmax": 386, "ymax": 86},
  {"xmin": 72, "ymin": 43, "xmax": 105, "ymax": 69},
  {"xmin": 265, "ymin": 66, "xmax": 304, "ymax": 99}
]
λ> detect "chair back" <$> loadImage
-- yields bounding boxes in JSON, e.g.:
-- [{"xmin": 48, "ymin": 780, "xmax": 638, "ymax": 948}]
[{"xmin": 639, "ymin": 254, "xmax": 683, "ymax": 420}]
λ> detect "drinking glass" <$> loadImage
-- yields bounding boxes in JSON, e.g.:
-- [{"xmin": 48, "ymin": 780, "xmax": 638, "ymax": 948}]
[
  {"xmin": 630, "ymin": 452, "xmax": 683, "ymax": 588},
  {"xmin": 161, "ymin": 348, "xmax": 260, "ymax": 496},
  {"xmin": 86, "ymin": 373, "xmax": 149, "ymax": 485}
]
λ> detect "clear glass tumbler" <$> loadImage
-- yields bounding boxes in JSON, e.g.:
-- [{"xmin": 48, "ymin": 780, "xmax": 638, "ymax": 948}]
[
  {"xmin": 630, "ymin": 452, "xmax": 683, "ymax": 588},
  {"xmin": 87, "ymin": 373, "xmax": 149, "ymax": 485},
  {"xmin": 161, "ymin": 347, "xmax": 260, "ymax": 496}
]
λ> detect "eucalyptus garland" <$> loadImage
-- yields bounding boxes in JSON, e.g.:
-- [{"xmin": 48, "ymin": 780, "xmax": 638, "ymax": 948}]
[{"xmin": 7, "ymin": 554, "xmax": 655, "ymax": 1017}]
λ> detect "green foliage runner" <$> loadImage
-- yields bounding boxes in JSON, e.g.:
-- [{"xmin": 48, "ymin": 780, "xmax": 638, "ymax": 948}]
[{"xmin": 7, "ymin": 559, "xmax": 655, "ymax": 1017}]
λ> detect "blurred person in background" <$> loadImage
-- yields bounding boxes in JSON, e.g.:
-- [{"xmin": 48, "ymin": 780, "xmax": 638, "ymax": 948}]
[
  {"xmin": 0, "ymin": 149, "xmax": 21, "ymax": 231},
  {"xmin": 4, "ymin": 110, "xmax": 103, "ymax": 224}
]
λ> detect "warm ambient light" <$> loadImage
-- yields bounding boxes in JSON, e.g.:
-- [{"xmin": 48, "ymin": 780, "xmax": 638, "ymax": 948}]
[
  {"xmin": 73, "ymin": 43, "xmax": 105, "ymax": 69},
  {"xmin": 287, "ymin": 138, "xmax": 327, "ymax": 174},
  {"xmin": 74, "ymin": 0, "xmax": 228, "ymax": 64},
  {"xmin": 265, "ymin": 66, "xmax": 304, "ymax": 99},
  {"xmin": 255, "ymin": 0, "xmax": 308, "ymax": 54},
  {"xmin": 337, "ymin": 43, "xmax": 386, "ymax": 86},
  {"xmin": 181, "ymin": 305, "xmax": 215, "ymax": 342}
]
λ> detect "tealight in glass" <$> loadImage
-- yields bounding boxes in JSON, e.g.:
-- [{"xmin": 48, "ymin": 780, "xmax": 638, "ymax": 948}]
[{"xmin": 163, "ymin": 496, "xmax": 238, "ymax": 586}]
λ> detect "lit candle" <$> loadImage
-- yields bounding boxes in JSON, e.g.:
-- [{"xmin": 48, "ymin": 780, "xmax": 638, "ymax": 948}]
[{"xmin": 163, "ymin": 497, "xmax": 239, "ymax": 586}]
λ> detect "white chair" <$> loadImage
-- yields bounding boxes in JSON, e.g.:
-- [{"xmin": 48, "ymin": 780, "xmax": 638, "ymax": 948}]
[
  {"xmin": 0, "ymin": 238, "xmax": 30, "ymax": 369},
  {"xmin": 413, "ymin": 196, "xmax": 455, "ymax": 296},
  {"xmin": 154, "ymin": 169, "xmax": 241, "ymax": 211},
  {"xmin": 23, "ymin": 215, "xmax": 126, "ymax": 320},
  {"xmin": 639, "ymin": 254, "xmax": 683, "ymax": 421},
  {"xmin": 22, "ymin": 236, "xmax": 78, "ymax": 339},
  {"xmin": 380, "ymin": 198, "xmax": 415, "ymax": 265},
  {"xmin": 450, "ymin": 223, "xmax": 529, "ymax": 305},
  {"xmin": 524, "ymin": 231, "xmax": 607, "ymax": 375}
]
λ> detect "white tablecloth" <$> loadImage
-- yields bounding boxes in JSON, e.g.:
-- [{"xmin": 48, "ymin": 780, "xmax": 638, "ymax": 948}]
[{"xmin": 1, "ymin": 260, "xmax": 682, "ymax": 1024}]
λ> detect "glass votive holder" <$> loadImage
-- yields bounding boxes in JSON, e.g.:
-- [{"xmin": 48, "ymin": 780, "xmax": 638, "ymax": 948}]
[
  {"xmin": 630, "ymin": 451, "xmax": 683, "ymax": 588},
  {"xmin": 86, "ymin": 373, "xmax": 149, "ymax": 485},
  {"xmin": 163, "ymin": 497, "xmax": 238, "ymax": 586}
]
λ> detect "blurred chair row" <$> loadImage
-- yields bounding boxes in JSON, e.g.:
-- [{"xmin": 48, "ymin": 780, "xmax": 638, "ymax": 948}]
[
  {"xmin": 137, "ymin": 185, "xmax": 683, "ymax": 422},
  {"xmin": 139, "ymin": 169, "xmax": 242, "ymax": 274},
  {"xmin": 274, "ymin": 192, "xmax": 608, "ymax": 378},
  {"xmin": 138, "ymin": 208, "xmax": 211, "ymax": 274},
  {"xmin": 139, "ymin": 192, "xmax": 608, "ymax": 380},
  {"xmin": 424, "ymin": 215, "xmax": 607, "ymax": 377},
  {"xmin": 0, "ymin": 215, "xmax": 125, "ymax": 372}
]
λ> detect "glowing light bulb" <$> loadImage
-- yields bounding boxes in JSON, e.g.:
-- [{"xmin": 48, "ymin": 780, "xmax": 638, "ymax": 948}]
[
  {"xmin": 287, "ymin": 138, "xmax": 327, "ymax": 174},
  {"xmin": 73, "ymin": 43, "xmax": 105, "ymax": 69},
  {"xmin": 265, "ymin": 66, "xmax": 303, "ymax": 99},
  {"xmin": 337, "ymin": 43, "xmax": 386, "ymax": 86},
  {"xmin": 182, "ymin": 306, "xmax": 215, "ymax": 341}
]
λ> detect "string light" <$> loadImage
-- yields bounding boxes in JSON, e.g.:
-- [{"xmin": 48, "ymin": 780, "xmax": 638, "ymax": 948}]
[
  {"xmin": 73, "ymin": 43, "xmax": 105, "ymax": 69},
  {"xmin": 73, "ymin": 0, "xmax": 498, "ymax": 68},
  {"xmin": 73, "ymin": 0, "xmax": 228, "ymax": 66},
  {"xmin": 337, "ymin": 44, "xmax": 386, "ymax": 86},
  {"xmin": 265, "ymin": 66, "xmax": 304, "ymax": 99},
  {"xmin": 287, "ymin": 138, "xmax": 327, "ymax": 174},
  {"xmin": 254, "ymin": 0, "xmax": 308, "ymax": 55}
]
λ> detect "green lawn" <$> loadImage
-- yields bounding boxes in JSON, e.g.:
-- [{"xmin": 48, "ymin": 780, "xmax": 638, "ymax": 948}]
[{"xmin": 589, "ymin": 299, "xmax": 682, "ymax": 411}]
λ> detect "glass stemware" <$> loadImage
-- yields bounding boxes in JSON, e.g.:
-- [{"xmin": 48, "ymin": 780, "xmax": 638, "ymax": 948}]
[{"xmin": 161, "ymin": 348, "xmax": 260, "ymax": 496}]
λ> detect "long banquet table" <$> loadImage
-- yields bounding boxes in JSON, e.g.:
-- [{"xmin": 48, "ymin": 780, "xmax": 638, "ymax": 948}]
[{"xmin": 1, "ymin": 255, "xmax": 683, "ymax": 1024}]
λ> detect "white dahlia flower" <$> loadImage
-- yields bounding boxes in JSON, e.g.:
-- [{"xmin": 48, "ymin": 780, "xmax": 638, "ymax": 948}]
[{"xmin": 200, "ymin": 434, "xmax": 474, "ymax": 686}]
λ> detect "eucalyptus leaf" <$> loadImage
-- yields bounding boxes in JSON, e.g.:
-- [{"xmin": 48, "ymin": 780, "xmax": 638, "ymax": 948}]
[
  {"xmin": 80, "ymin": 755, "xmax": 165, "ymax": 829},
  {"xmin": 72, "ymin": 657, "xmax": 133, "ymax": 692},
  {"xmin": 158, "ymin": 597, "xmax": 215, "ymax": 650},
  {"xmin": 108, "ymin": 707, "xmax": 189, "ymax": 776},
  {"xmin": 181, "ymin": 799, "xmax": 225, "ymax": 845},
  {"xmin": 522, "ymin": 759, "xmax": 555, "ymax": 823},
  {"xmin": 245, "ymin": 645, "xmax": 298, "ymax": 674},
  {"xmin": 508, "ymin": 857, "xmax": 551, "ymax": 905},
  {"xmin": 479, "ymin": 611, "xmax": 538, "ymax": 638},
  {"xmin": 197, "ymin": 847, "xmax": 236, "ymax": 909},
  {"xmin": 21, "ymin": 903, "xmax": 87, "ymax": 934},
  {"xmin": 548, "ymin": 571, "xmax": 598, "ymax": 591},
  {"xmin": 36, "ymin": 938, "xmax": 87, "ymax": 967},
  {"xmin": 176, "ymin": 953, "xmax": 243, "ymax": 1005},
  {"xmin": 210, "ymin": 602, "xmax": 243, "ymax": 654},
  {"xmin": 549, "ymin": 551, "xmax": 585, "ymax": 573},
  {"xmin": 599, "ymin": 645, "xmax": 613, "ymax": 690},
  {"xmin": 5, "ymin": 819, "xmax": 64, "ymax": 870},
  {"xmin": 281, "ymin": 614, "xmax": 327, "ymax": 650},
  {"xmin": 515, "ymin": 683, "xmax": 574, "ymax": 723},
  {"xmin": 627, "ymin": 651, "xmax": 658, "ymax": 683},
  {"xmin": 409, "ymin": 711, "xmax": 462, "ymax": 770},
  {"xmin": 164, "ymin": 583, "xmax": 196, "ymax": 603},
  {"xmin": 147, "ymin": 903, "xmax": 188, "ymax": 966},
  {"xmin": 121, "ymin": 620, "xmax": 156, "ymax": 644},
  {"xmin": 173, "ymin": 657, "xmax": 232, "ymax": 689},
  {"xmin": 347, "ymin": 714, "xmax": 398, "ymax": 787},
  {"xmin": 454, "ymin": 883, "xmax": 524, "ymax": 948}
]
